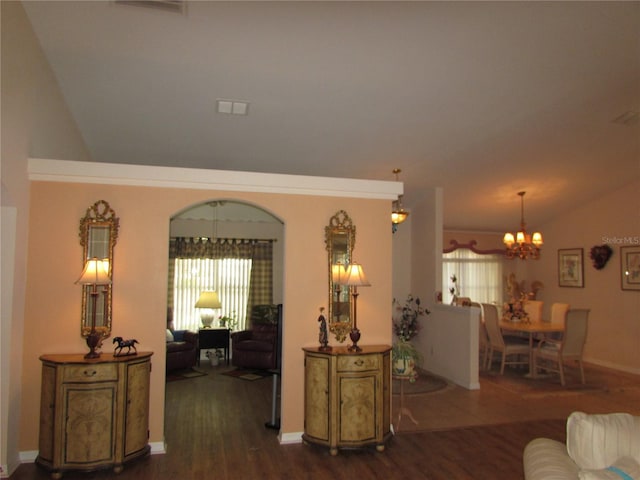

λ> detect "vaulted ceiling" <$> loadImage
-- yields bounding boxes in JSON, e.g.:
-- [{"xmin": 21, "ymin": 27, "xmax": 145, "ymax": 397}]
[{"xmin": 22, "ymin": 1, "xmax": 640, "ymax": 232}]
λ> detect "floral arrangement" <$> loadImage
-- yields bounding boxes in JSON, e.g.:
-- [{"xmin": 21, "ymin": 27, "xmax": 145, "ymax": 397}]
[
  {"xmin": 449, "ymin": 274, "xmax": 460, "ymax": 298},
  {"xmin": 505, "ymin": 273, "xmax": 544, "ymax": 301},
  {"xmin": 502, "ymin": 295, "xmax": 530, "ymax": 323},
  {"xmin": 393, "ymin": 295, "xmax": 429, "ymax": 342},
  {"xmin": 218, "ymin": 313, "xmax": 237, "ymax": 330}
]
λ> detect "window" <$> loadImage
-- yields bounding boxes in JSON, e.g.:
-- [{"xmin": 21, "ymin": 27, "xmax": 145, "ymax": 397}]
[
  {"xmin": 173, "ymin": 257, "xmax": 252, "ymax": 331},
  {"xmin": 443, "ymin": 249, "xmax": 503, "ymax": 305}
]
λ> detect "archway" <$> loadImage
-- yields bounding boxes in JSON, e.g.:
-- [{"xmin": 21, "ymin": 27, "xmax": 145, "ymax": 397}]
[{"xmin": 165, "ymin": 199, "xmax": 284, "ymax": 434}]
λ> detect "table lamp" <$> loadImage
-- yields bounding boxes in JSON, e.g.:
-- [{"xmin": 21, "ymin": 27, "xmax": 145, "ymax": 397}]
[
  {"xmin": 340, "ymin": 262, "xmax": 371, "ymax": 352},
  {"xmin": 76, "ymin": 258, "xmax": 111, "ymax": 359},
  {"xmin": 195, "ymin": 291, "xmax": 222, "ymax": 328}
]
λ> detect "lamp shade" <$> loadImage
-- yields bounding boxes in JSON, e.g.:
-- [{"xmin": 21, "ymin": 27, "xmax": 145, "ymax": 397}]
[
  {"xmin": 531, "ymin": 232, "xmax": 544, "ymax": 246},
  {"xmin": 391, "ymin": 210, "xmax": 409, "ymax": 224},
  {"xmin": 503, "ymin": 232, "xmax": 515, "ymax": 247},
  {"xmin": 195, "ymin": 291, "xmax": 222, "ymax": 309},
  {"xmin": 76, "ymin": 258, "xmax": 111, "ymax": 285},
  {"xmin": 390, "ymin": 169, "xmax": 409, "ymax": 226},
  {"xmin": 332, "ymin": 263, "xmax": 346, "ymax": 283},
  {"xmin": 341, "ymin": 263, "xmax": 371, "ymax": 287}
]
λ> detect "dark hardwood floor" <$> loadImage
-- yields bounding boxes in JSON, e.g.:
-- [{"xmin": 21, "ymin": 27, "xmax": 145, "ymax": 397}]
[{"xmin": 11, "ymin": 362, "xmax": 639, "ymax": 480}]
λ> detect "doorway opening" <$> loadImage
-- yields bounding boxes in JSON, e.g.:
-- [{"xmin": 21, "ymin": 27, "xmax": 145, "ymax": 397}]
[{"xmin": 165, "ymin": 199, "xmax": 284, "ymax": 436}]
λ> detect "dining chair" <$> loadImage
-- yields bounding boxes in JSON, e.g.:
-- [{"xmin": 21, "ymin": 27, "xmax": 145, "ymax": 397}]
[
  {"xmin": 474, "ymin": 302, "xmax": 490, "ymax": 370},
  {"xmin": 550, "ymin": 302, "xmax": 570, "ymax": 323},
  {"xmin": 520, "ymin": 300, "xmax": 545, "ymax": 343},
  {"xmin": 546, "ymin": 302, "xmax": 570, "ymax": 340},
  {"xmin": 532, "ymin": 308, "xmax": 590, "ymax": 386},
  {"xmin": 455, "ymin": 297, "xmax": 472, "ymax": 307},
  {"xmin": 524, "ymin": 300, "xmax": 543, "ymax": 322},
  {"xmin": 482, "ymin": 303, "xmax": 531, "ymax": 374}
]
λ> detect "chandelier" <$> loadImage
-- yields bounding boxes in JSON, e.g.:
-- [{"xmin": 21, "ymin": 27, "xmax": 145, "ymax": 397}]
[
  {"xmin": 503, "ymin": 191, "xmax": 543, "ymax": 259},
  {"xmin": 391, "ymin": 168, "xmax": 409, "ymax": 232}
]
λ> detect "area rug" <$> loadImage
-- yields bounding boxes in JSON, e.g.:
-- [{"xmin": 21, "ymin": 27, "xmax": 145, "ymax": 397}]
[
  {"xmin": 392, "ymin": 369, "xmax": 452, "ymax": 396},
  {"xmin": 481, "ymin": 368, "xmax": 608, "ymax": 398},
  {"xmin": 166, "ymin": 368, "xmax": 207, "ymax": 382},
  {"xmin": 222, "ymin": 368, "xmax": 272, "ymax": 381}
]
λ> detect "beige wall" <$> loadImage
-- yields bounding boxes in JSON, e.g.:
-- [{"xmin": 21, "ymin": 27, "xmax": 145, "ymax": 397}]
[
  {"xmin": 393, "ymin": 187, "xmax": 447, "ymax": 342},
  {"xmin": 1, "ymin": 2, "xmax": 91, "ymax": 473},
  {"xmin": 443, "ymin": 230, "xmax": 504, "ymax": 253},
  {"xmin": 529, "ymin": 180, "xmax": 640, "ymax": 374},
  {"xmin": 20, "ymin": 181, "xmax": 392, "ymax": 451}
]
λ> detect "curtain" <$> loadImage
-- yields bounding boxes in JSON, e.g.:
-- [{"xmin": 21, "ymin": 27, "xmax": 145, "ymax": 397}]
[
  {"xmin": 443, "ymin": 249, "xmax": 504, "ymax": 305},
  {"xmin": 245, "ymin": 242, "xmax": 273, "ymax": 324},
  {"xmin": 168, "ymin": 238, "xmax": 274, "ymax": 332}
]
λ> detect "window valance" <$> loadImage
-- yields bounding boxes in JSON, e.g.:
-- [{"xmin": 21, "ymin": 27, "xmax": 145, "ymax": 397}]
[
  {"xmin": 443, "ymin": 239, "xmax": 505, "ymax": 256},
  {"xmin": 170, "ymin": 237, "xmax": 274, "ymax": 260}
]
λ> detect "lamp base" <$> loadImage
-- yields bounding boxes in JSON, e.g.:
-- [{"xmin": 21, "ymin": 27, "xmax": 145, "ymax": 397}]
[
  {"xmin": 201, "ymin": 314, "xmax": 215, "ymax": 328},
  {"xmin": 348, "ymin": 328, "xmax": 362, "ymax": 352},
  {"xmin": 85, "ymin": 331, "xmax": 102, "ymax": 359}
]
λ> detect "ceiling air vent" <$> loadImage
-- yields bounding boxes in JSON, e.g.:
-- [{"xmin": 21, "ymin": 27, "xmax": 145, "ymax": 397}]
[{"xmin": 114, "ymin": 0, "xmax": 186, "ymax": 14}]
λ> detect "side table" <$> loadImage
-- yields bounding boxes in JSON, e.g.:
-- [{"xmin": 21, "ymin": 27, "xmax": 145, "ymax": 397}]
[
  {"xmin": 393, "ymin": 374, "xmax": 418, "ymax": 432},
  {"xmin": 198, "ymin": 328, "xmax": 230, "ymax": 366},
  {"xmin": 302, "ymin": 345, "xmax": 391, "ymax": 455}
]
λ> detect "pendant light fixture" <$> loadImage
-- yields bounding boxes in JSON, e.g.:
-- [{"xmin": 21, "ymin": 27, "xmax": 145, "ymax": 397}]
[
  {"xmin": 391, "ymin": 168, "xmax": 409, "ymax": 233},
  {"xmin": 195, "ymin": 201, "xmax": 224, "ymax": 327},
  {"xmin": 503, "ymin": 191, "xmax": 543, "ymax": 259}
]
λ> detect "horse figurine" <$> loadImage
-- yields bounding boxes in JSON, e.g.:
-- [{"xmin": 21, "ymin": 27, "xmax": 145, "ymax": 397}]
[{"xmin": 113, "ymin": 337, "xmax": 139, "ymax": 356}]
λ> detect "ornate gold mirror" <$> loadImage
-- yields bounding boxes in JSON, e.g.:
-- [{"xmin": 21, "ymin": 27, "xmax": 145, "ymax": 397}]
[
  {"xmin": 325, "ymin": 210, "xmax": 355, "ymax": 342},
  {"xmin": 79, "ymin": 200, "xmax": 119, "ymax": 339}
]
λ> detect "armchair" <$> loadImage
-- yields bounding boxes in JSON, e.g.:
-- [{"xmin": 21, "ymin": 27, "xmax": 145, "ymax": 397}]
[
  {"xmin": 524, "ymin": 411, "xmax": 640, "ymax": 480},
  {"xmin": 231, "ymin": 304, "xmax": 281, "ymax": 371},
  {"xmin": 166, "ymin": 309, "xmax": 198, "ymax": 373}
]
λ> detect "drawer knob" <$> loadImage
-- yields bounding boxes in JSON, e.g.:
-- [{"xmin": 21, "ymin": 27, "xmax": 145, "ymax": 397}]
[
  {"xmin": 84, "ymin": 369, "xmax": 97, "ymax": 377},
  {"xmin": 354, "ymin": 359, "xmax": 364, "ymax": 366}
]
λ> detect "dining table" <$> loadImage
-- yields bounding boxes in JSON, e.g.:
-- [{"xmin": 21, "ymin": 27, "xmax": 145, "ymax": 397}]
[{"xmin": 499, "ymin": 319, "xmax": 565, "ymax": 376}]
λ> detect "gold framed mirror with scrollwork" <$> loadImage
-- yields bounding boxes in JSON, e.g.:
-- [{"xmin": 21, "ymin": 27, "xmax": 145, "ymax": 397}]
[
  {"xmin": 325, "ymin": 210, "xmax": 355, "ymax": 342},
  {"xmin": 79, "ymin": 200, "xmax": 119, "ymax": 339}
]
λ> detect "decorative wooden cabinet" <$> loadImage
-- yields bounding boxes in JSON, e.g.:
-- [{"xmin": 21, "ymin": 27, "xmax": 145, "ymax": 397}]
[
  {"xmin": 37, "ymin": 352, "xmax": 153, "ymax": 479},
  {"xmin": 302, "ymin": 345, "xmax": 391, "ymax": 455}
]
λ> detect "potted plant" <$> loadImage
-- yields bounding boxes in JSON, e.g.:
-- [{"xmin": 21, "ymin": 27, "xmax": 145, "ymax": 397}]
[
  {"xmin": 206, "ymin": 349, "xmax": 224, "ymax": 366},
  {"xmin": 392, "ymin": 295, "xmax": 429, "ymax": 382},
  {"xmin": 218, "ymin": 313, "xmax": 237, "ymax": 330}
]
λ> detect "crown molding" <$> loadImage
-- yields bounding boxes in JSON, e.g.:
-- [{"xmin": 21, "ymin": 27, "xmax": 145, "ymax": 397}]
[{"xmin": 28, "ymin": 159, "xmax": 402, "ymax": 200}]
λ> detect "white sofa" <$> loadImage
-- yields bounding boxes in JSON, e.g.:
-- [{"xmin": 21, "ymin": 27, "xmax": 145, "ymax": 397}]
[{"xmin": 524, "ymin": 412, "xmax": 640, "ymax": 480}]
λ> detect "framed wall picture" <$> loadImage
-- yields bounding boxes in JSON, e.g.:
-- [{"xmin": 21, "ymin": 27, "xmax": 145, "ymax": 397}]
[
  {"xmin": 558, "ymin": 248, "xmax": 584, "ymax": 288},
  {"xmin": 620, "ymin": 245, "xmax": 640, "ymax": 291}
]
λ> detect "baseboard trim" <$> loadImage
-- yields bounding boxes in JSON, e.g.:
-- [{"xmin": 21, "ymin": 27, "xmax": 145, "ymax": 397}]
[
  {"xmin": 279, "ymin": 431, "xmax": 303, "ymax": 444},
  {"xmin": 18, "ymin": 450, "xmax": 37, "ymax": 463},
  {"xmin": 150, "ymin": 441, "xmax": 166, "ymax": 454},
  {"xmin": 584, "ymin": 357, "xmax": 640, "ymax": 375},
  {"xmin": 18, "ymin": 443, "xmax": 166, "ymax": 467}
]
